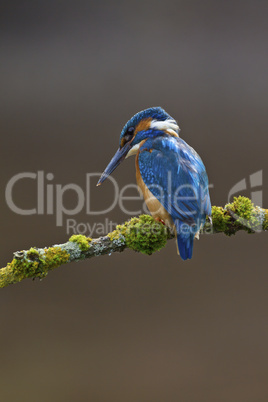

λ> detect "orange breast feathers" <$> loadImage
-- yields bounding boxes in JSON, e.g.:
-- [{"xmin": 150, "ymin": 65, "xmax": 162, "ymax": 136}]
[{"xmin": 135, "ymin": 148, "xmax": 174, "ymax": 228}]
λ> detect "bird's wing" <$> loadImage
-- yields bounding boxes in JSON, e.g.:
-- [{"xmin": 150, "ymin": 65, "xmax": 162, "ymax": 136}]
[{"xmin": 138, "ymin": 136, "xmax": 211, "ymax": 227}]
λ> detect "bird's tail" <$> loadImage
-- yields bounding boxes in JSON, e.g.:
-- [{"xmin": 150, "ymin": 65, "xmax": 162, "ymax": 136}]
[
  {"xmin": 174, "ymin": 222, "xmax": 194, "ymax": 260},
  {"xmin": 176, "ymin": 234, "xmax": 194, "ymax": 260}
]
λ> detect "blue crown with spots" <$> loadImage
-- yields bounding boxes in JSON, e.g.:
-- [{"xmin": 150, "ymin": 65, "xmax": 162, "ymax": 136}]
[{"xmin": 120, "ymin": 107, "xmax": 172, "ymax": 140}]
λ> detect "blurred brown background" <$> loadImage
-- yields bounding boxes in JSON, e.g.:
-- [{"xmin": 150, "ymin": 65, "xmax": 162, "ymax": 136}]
[{"xmin": 1, "ymin": 1, "xmax": 268, "ymax": 401}]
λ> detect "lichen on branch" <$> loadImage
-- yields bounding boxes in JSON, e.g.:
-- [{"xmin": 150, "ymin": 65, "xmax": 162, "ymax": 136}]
[
  {"xmin": 1, "ymin": 196, "xmax": 267, "ymax": 289},
  {"xmin": 205, "ymin": 196, "xmax": 268, "ymax": 235}
]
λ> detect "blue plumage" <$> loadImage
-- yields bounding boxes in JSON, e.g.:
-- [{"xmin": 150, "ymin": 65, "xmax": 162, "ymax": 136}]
[
  {"xmin": 119, "ymin": 107, "xmax": 171, "ymax": 141},
  {"xmin": 138, "ymin": 135, "xmax": 211, "ymax": 260},
  {"xmin": 98, "ymin": 107, "xmax": 211, "ymax": 260}
]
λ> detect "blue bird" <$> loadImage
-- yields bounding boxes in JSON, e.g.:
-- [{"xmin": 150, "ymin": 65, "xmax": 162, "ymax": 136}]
[{"xmin": 97, "ymin": 107, "xmax": 211, "ymax": 260}]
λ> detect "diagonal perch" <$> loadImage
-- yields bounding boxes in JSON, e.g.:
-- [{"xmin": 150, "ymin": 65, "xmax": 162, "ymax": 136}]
[{"xmin": 1, "ymin": 197, "xmax": 268, "ymax": 289}]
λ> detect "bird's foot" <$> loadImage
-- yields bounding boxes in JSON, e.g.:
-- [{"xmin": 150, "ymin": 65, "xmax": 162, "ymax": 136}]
[{"xmin": 155, "ymin": 218, "xmax": 166, "ymax": 225}]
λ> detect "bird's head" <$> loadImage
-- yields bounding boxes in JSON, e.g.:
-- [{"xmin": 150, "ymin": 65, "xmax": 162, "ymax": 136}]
[{"xmin": 97, "ymin": 107, "xmax": 180, "ymax": 185}]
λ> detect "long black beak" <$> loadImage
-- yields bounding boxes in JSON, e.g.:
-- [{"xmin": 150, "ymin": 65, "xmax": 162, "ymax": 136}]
[{"xmin": 97, "ymin": 142, "xmax": 131, "ymax": 186}]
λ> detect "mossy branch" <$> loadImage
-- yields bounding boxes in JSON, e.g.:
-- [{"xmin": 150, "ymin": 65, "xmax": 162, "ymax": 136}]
[{"xmin": 1, "ymin": 196, "xmax": 268, "ymax": 289}]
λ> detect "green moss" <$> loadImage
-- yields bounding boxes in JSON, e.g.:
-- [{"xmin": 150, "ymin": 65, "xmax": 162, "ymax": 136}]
[
  {"xmin": 2, "ymin": 197, "xmax": 267, "ymax": 289},
  {"xmin": 211, "ymin": 205, "xmax": 232, "ymax": 234},
  {"xmin": 210, "ymin": 196, "xmax": 264, "ymax": 236},
  {"xmin": 7, "ymin": 257, "xmax": 40, "ymax": 281},
  {"xmin": 226, "ymin": 196, "xmax": 254, "ymax": 221},
  {"xmin": 27, "ymin": 247, "xmax": 39, "ymax": 259},
  {"xmin": 69, "ymin": 234, "xmax": 91, "ymax": 251},
  {"xmin": 43, "ymin": 247, "xmax": 70, "ymax": 270},
  {"xmin": 225, "ymin": 196, "xmax": 264, "ymax": 234},
  {"xmin": 0, "ymin": 264, "xmax": 21, "ymax": 288},
  {"xmin": 0, "ymin": 247, "xmax": 70, "ymax": 286},
  {"xmin": 107, "ymin": 230, "xmax": 122, "ymax": 241},
  {"xmin": 114, "ymin": 215, "xmax": 168, "ymax": 255},
  {"xmin": 262, "ymin": 209, "xmax": 268, "ymax": 231}
]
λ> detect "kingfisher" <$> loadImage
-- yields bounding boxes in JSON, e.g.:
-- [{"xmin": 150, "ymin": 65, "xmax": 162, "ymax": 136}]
[{"xmin": 97, "ymin": 107, "xmax": 211, "ymax": 260}]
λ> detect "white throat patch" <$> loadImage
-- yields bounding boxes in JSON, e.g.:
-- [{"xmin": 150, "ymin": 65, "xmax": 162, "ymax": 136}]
[
  {"xmin": 150, "ymin": 119, "xmax": 180, "ymax": 136},
  {"xmin": 126, "ymin": 143, "xmax": 140, "ymax": 158}
]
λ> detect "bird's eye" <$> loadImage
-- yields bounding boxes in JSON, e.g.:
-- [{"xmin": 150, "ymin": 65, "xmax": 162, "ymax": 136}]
[
  {"xmin": 127, "ymin": 127, "xmax": 134, "ymax": 135},
  {"xmin": 124, "ymin": 127, "xmax": 135, "ymax": 142}
]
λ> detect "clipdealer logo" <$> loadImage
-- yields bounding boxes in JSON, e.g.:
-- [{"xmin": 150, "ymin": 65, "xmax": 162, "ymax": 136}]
[
  {"xmin": 5, "ymin": 170, "xmax": 263, "ymax": 235},
  {"xmin": 4, "ymin": 171, "xmax": 145, "ymax": 231}
]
